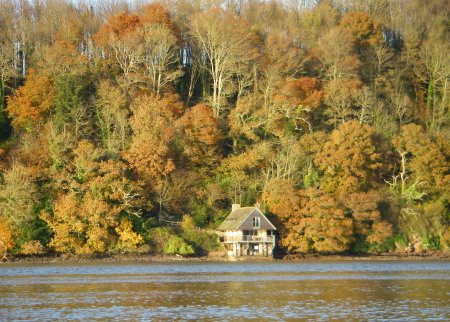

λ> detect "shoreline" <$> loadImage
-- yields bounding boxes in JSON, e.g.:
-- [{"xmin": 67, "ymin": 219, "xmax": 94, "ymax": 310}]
[{"xmin": 3, "ymin": 251, "xmax": 449, "ymax": 264}]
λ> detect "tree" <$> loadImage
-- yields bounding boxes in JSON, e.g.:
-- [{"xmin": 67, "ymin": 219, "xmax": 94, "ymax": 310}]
[
  {"xmin": 0, "ymin": 160, "xmax": 37, "ymax": 229},
  {"xmin": 293, "ymin": 188, "xmax": 353, "ymax": 254},
  {"xmin": 39, "ymin": 41, "xmax": 87, "ymax": 77},
  {"xmin": 178, "ymin": 103, "xmax": 221, "ymax": 166},
  {"xmin": 316, "ymin": 27, "xmax": 361, "ymax": 81},
  {"xmin": 265, "ymin": 181, "xmax": 353, "ymax": 254},
  {"xmin": 5, "ymin": 69, "xmax": 55, "ymax": 130},
  {"xmin": 139, "ymin": 3, "xmax": 183, "ymax": 95},
  {"xmin": 340, "ymin": 12, "xmax": 387, "ymax": 85},
  {"xmin": 124, "ymin": 95, "xmax": 179, "ymax": 182},
  {"xmin": 295, "ymin": 1, "xmax": 338, "ymax": 50},
  {"xmin": 340, "ymin": 12, "xmax": 383, "ymax": 47},
  {"xmin": 51, "ymin": 73, "xmax": 93, "ymax": 139},
  {"xmin": 0, "ymin": 217, "xmax": 14, "ymax": 260},
  {"xmin": 323, "ymin": 79, "xmax": 361, "ymax": 125},
  {"xmin": 94, "ymin": 80, "xmax": 129, "ymax": 153},
  {"xmin": 392, "ymin": 124, "xmax": 449, "ymax": 197},
  {"xmin": 93, "ymin": 12, "xmax": 143, "ymax": 92},
  {"xmin": 418, "ymin": 39, "xmax": 449, "ymax": 133},
  {"xmin": 314, "ymin": 120, "xmax": 383, "ymax": 194},
  {"xmin": 115, "ymin": 217, "xmax": 144, "ymax": 252},
  {"xmin": 41, "ymin": 141, "xmax": 144, "ymax": 254},
  {"xmin": 140, "ymin": 23, "xmax": 183, "ymax": 95},
  {"xmin": 341, "ymin": 191, "xmax": 393, "ymax": 252},
  {"xmin": 189, "ymin": 8, "xmax": 259, "ymax": 116},
  {"xmin": 0, "ymin": 3, "xmax": 16, "ymax": 138},
  {"xmin": 272, "ymin": 77, "xmax": 323, "ymax": 132}
]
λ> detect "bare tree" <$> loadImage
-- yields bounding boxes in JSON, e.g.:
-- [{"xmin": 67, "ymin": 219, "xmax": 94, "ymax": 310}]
[{"xmin": 189, "ymin": 8, "xmax": 258, "ymax": 117}]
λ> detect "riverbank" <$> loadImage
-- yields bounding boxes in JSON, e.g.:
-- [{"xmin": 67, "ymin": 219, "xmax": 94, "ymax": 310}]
[{"xmin": 3, "ymin": 250, "xmax": 449, "ymax": 264}]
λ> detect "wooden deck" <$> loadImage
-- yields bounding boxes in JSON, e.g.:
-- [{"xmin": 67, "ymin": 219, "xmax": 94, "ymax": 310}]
[{"xmin": 222, "ymin": 235, "xmax": 275, "ymax": 243}]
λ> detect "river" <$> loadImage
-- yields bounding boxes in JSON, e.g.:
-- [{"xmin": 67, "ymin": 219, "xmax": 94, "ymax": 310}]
[{"xmin": 0, "ymin": 260, "xmax": 449, "ymax": 321}]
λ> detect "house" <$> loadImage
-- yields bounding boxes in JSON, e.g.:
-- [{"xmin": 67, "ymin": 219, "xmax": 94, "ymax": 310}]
[{"xmin": 217, "ymin": 203, "xmax": 276, "ymax": 257}]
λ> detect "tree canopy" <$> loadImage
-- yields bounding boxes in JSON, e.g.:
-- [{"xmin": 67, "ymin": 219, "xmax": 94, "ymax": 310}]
[{"xmin": 0, "ymin": 0, "xmax": 448, "ymax": 257}]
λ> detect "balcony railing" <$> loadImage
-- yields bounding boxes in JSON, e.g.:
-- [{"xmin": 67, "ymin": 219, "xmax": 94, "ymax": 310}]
[{"xmin": 222, "ymin": 235, "xmax": 275, "ymax": 243}]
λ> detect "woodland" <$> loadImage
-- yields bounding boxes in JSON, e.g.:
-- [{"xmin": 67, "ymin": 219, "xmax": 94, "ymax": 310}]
[{"xmin": 0, "ymin": 0, "xmax": 448, "ymax": 258}]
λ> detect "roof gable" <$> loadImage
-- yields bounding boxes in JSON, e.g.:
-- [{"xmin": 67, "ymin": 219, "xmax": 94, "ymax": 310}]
[{"xmin": 217, "ymin": 207, "xmax": 276, "ymax": 231}]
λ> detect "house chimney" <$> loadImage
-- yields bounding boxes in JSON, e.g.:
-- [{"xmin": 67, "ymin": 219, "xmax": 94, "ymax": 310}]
[
  {"xmin": 255, "ymin": 202, "xmax": 261, "ymax": 210},
  {"xmin": 232, "ymin": 204, "xmax": 240, "ymax": 211}
]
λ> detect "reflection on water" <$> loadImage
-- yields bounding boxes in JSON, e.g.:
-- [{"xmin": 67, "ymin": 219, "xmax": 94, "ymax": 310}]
[{"xmin": 1, "ymin": 261, "xmax": 449, "ymax": 321}]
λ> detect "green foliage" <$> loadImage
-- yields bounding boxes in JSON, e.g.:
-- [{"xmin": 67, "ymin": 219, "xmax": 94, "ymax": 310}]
[
  {"xmin": 181, "ymin": 229, "xmax": 220, "ymax": 254},
  {"xmin": 128, "ymin": 215, "xmax": 157, "ymax": 239},
  {"xmin": 164, "ymin": 235, "xmax": 194, "ymax": 255},
  {"xmin": 302, "ymin": 162, "xmax": 319, "ymax": 189},
  {"xmin": 392, "ymin": 233, "xmax": 408, "ymax": 248},
  {"xmin": 189, "ymin": 201, "xmax": 212, "ymax": 227},
  {"xmin": 147, "ymin": 226, "xmax": 174, "ymax": 254},
  {"xmin": 421, "ymin": 234, "xmax": 441, "ymax": 251},
  {"xmin": 351, "ymin": 235, "xmax": 370, "ymax": 254},
  {"xmin": 51, "ymin": 73, "xmax": 92, "ymax": 130},
  {"xmin": 14, "ymin": 217, "xmax": 52, "ymax": 253}
]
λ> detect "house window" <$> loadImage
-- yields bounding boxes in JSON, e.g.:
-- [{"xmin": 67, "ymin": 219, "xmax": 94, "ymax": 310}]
[{"xmin": 252, "ymin": 217, "xmax": 260, "ymax": 229}]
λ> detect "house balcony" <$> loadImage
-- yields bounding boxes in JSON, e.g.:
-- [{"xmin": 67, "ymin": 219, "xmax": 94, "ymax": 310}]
[{"xmin": 222, "ymin": 235, "xmax": 275, "ymax": 243}]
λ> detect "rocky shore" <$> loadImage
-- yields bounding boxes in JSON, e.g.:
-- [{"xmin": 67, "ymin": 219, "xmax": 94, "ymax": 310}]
[{"xmin": 3, "ymin": 250, "xmax": 449, "ymax": 264}]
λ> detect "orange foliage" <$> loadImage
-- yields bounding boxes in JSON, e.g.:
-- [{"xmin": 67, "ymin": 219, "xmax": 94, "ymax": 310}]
[
  {"xmin": 340, "ymin": 12, "xmax": 384, "ymax": 46},
  {"xmin": 5, "ymin": 69, "xmax": 55, "ymax": 130},
  {"xmin": 93, "ymin": 12, "xmax": 141, "ymax": 46},
  {"xmin": 392, "ymin": 124, "xmax": 450, "ymax": 194},
  {"xmin": 341, "ymin": 191, "xmax": 393, "ymax": 246},
  {"xmin": 262, "ymin": 32, "xmax": 305, "ymax": 76},
  {"xmin": 140, "ymin": 3, "xmax": 180, "ymax": 39},
  {"xmin": 314, "ymin": 120, "xmax": 382, "ymax": 193},
  {"xmin": 178, "ymin": 103, "xmax": 220, "ymax": 165},
  {"xmin": 264, "ymin": 178, "xmax": 301, "ymax": 220},
  {"xmin": 265, "ymin": 182, "xmax": 353, "ymax": 254},
  {"xmin": 40, "ymin": 193, "xmax": 84, "ymax": 253},
  {"xmin": 0, "ymin": 217, "xmax": 14, "ymax": 252},
  {"xmin": 40, "ymin": 41, "xmax": 87, "ymax": 75},
  {"xmin": 294, "ymin": 189, "xmax": 353, "ymax": 254},
  {"xmin": 272, "ymin": 77, "xmax": 323, "ymax": 131},
  {"xmin": 124, "ymin": 95, "xmax": 180, "ymax": 181}
]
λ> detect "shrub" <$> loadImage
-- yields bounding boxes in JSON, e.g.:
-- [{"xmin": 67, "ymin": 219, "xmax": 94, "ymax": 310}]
[
  {"xmin": 147, "ymin": 227, "xmax": 173, "ymax": 254},
  {"xmin": 164, "ymin": 236, "xmax": 194, "ymax": 256},
  {"xmin": 21, "ymin": 240, "xmax": 45, "ymax": 255},
  {"xmin": 422, "ymin": 234, "xmax": 441, "ymax": 251},
  {"xmin": 182, "ymin": 229, "xmax": 220, "ymax": 254},
  {"xmin": 115, "ymin": 218, "xmax": 144, "ymax": 252}
]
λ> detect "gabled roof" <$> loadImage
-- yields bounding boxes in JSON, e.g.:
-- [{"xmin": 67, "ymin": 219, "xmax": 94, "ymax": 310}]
[{"xmin": 217, "ymin": 207, "xmax": 276, "ymax": 231}]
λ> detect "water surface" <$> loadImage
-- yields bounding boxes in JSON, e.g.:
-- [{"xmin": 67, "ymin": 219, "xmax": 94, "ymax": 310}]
[{"xmin": 1, "ymin": 260, "xmax": 449, "ymax": 321}]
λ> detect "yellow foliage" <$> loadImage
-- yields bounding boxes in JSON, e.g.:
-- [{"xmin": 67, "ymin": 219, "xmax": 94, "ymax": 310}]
[
  {"xmin": 21, "ymin": 240, "xmax": 45, "ymax": 255},
  {"xmin": 0, "ymin": 217, "xmax": 14, "ymax": 257},
  {"xmin": 115, "ymin": 218, "xmax": 143, "ymax": 252},
  {"xmin": 181, "ymin": 215, "xmax": 194, "ymax": 231}
]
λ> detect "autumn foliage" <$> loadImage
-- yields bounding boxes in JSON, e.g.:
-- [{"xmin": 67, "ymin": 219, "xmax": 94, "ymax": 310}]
[{"xmin": 0, "ymin": 0, "xmax": 448, "ymax": 257}]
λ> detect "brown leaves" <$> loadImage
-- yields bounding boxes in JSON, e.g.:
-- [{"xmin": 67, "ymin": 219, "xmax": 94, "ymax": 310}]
[
  {"xmin": 40, "ymin": 41, "xmax": 87, "ymax": 76},
  {"xmin": 265, "ymin": 184, "xmax": 353, "ymax": 254},
  {"xmin": 392, "ymin": 124, "xmax": 450, "ymax": 195},
  {"xmin": 316, "ymin": 27, "xmax": 361, "ymax": 81},
  {"xmin": 178, "ymin": 103, "xmax": 221, "ymax": 166},
  {"xmin": 340, "ymin": 12, "xmax": 384, "ymax": 47},
  {"xmin": 124, "ymin": 95, "xmax": 180, "ymax": 181},
  {"xmin": 93, "ymin": 13, "xmax": 141, "ymax": 46},
  {"xmin": 314, "ymin": 120, "xmax": 382, "ymax": 193}
]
